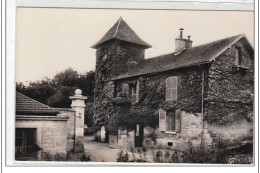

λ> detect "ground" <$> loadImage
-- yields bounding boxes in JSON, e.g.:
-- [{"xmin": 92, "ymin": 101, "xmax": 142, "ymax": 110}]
[{"xmin": 83, "ymin": 136, "xmax": 120, "ymax": 162}]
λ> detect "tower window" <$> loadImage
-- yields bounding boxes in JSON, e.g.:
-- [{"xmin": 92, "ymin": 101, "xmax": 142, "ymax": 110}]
[{"xmin": 235, "ymin": 47, "xmax": 242, "ymax": 66}]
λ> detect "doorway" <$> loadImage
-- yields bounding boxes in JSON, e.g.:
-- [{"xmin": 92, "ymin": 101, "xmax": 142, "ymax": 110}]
[
  {"xmin": 134, "ymin": 124, "xmax": 144, "ymax": 147},
  {"xmin": 15, "ymin": 128, "xmax": 37, "ymax": 159}
]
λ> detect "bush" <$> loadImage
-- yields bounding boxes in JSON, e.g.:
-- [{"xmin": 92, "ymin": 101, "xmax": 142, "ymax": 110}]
[
  {"xmin": 180, "ymin": 142, "xmax": 227, "ymax": 164},
  {"xmin": 117, "ymin": 151, "xmax": 129, "ymax": 162},
  {"xmin": 117, "ymin": 149, "xmax": 149, "ymax": 163}
]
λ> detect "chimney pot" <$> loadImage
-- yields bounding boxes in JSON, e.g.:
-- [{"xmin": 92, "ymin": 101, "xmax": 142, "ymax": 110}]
[
  {"xmin": 175, "ymin": 30, "xmax": 192, "ymax": 52},
  {"xmin": 179, "ymin": 28, "xmax": 184, "ymax": 38}
]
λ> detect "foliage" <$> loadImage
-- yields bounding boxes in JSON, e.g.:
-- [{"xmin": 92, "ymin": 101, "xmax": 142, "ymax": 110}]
[
  {"xmin": 180, "ymin": 142, "xmax": 226, "ymax": 163},
  {"xmin": 16, "ymin": 68, "xmax": 95, "ymax": 108},
  {"xmin": 108, "ymin": 109, "xmax": 158, "ymax": 134},
  {"xmin": 16, "ymin": 79, "xmax": 56, "ymax": 105},
  {"xmin": 52, "ymin": 68, "xmax": 79, "ymax": 87},
  {"xmin": 85, "ymin": 102, "xmax": 94, "ymax": 127},
  {"xmin": 117, "ymin": 151, "xmax": 129, "ymax": 162},
  {"xmin": 117, "ymin": 149, "xmax": 148, "ymax": 163},
  {"xmin": 47, "ymin": 86, "xmax": 77, "ymax": 107}
]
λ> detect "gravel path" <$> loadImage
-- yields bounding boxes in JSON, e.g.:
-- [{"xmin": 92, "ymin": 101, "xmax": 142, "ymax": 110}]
[{"xmin": 83, "ymin": 136, "xmax": 120, "ymax": 162}]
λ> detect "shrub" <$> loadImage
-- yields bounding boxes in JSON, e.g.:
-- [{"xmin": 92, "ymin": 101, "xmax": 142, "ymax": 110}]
[
  {"xmin": 117, "ymin": 151, "xmax": 129, "ymax": 162},
  {"xmin": 180, "ymin": 142, "xmax": 227, "ymax": 164}
]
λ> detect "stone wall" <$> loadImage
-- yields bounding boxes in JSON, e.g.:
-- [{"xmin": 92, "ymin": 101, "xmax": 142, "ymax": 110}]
[
  {"xmin": 203, "ymin": 40, "xmax": 254, "ymax": 146},
  {"xmin": 154, "ymin": 111, "xmax": 202, "ymax": 150},
  {"xmin": 204, "ymin": 40, "xmax": 254, "ymax": 125},
  {"xmin": 15, "ymin": 116, "xmax": 68, "ymax": 157},
  {"xmin": 57, "ymin": 109, "xmax": 76, "ymax": 152}
]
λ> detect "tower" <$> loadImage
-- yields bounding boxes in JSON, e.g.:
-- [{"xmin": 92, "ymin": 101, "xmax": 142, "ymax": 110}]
[
  {"xmin": 91, "ymin": 17, "xmax": 151, "ymax": 102},
  {"xmin": 91, "ymin": 17, "xmax": 151, "ymax": 132}
]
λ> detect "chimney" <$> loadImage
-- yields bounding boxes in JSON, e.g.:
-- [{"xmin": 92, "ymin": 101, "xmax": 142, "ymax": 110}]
[{"xmin": 175, "ymin": 28, "xmax": 193, "ymax": 52}]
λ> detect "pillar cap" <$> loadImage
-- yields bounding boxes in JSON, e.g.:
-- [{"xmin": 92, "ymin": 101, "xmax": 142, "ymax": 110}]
[
  {"xmin": 70, "ymin": 89, "xmax": 88, "ymax": 100},
  {"xmin": 75, "ymin": 89, "xmax": 82, "ymax": 95}
]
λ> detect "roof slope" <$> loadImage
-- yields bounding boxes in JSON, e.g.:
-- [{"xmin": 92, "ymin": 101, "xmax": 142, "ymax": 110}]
[
  {"xmin": 16, "ymin": 92, "xmax": 58, "ymax": 115},
  {"xmin": 113, "ymin": 34, "xmax": 253, "ymax": 80},
  {"xmin": 91, "ymin": 17, "xmax": 151, "ymax": 49}
]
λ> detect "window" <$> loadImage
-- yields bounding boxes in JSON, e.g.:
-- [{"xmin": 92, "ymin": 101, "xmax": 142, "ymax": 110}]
[
  {"xmin": 159, "ymin": 109, "xmax": 181, "ymax": 133},
  {"xmin": 168, "ymin": 142, "xmax": 173, "ymax": 147},
  {"xmin": 15, "ymin": 128, "xmax": 37, "ymax": 158},
  {"xmin": 235, "ymin": 47, "xmax": 242, "ymax": 66},
  {"xmin": 166, "ymin": 76, "xmax": 178, "ymax": 101},
  {"xmin": 167, "ymin": 111, "xmax": 176, "ymax": 131},
  {"xmin": 122, "ymin": 81, "xmax": 139, "ymax": 103}
]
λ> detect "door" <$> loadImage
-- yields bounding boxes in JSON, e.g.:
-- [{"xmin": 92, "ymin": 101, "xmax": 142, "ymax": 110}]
[
  {"xmin": 134, "ymin": 124, "xmax": 144, "ymax": 147},
  {"xmin": 15, "ymin": 128, "xmax": 37, "ymax": 158}
]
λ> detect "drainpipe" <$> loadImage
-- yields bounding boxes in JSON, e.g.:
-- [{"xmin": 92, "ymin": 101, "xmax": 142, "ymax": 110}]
[
  {"xmin": 201, "ymin": 66, "xmax": 205, "ymax": 144},
  {"xmin": 74, "ymin": 111, "xmax": 76, "ymax": 154}
]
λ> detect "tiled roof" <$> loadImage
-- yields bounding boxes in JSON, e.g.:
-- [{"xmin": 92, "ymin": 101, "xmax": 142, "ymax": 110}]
[
  {"xmin": 16, "ymin": 92, "xmax": 58, "ymax": 115},
  {"xmin": 91, "ymin": 17, "xmax": 151, "ymax": 49},
  {"xmin": 113, "ymin": 34, "xmax": 253, "ymax": 80}
]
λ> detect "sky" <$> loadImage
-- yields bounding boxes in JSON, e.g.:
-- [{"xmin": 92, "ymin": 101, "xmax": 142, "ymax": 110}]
[{"xmin": 15, "ymin": 8, "xmax": 254, "ymax": 84}]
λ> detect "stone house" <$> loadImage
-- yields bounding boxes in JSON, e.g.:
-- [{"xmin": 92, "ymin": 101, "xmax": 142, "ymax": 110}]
[
  {"xmin": 91, "ymin": 17, "xmax": 254, "ymax": 150},
  {"xmin": 15, "ymin": 90, "xmax": 87, "ymax": 160}
]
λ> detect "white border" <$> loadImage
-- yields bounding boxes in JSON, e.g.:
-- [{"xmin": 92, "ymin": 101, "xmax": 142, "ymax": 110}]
[
  {"xmin": 16, "ymin": 0, "xmax": 254, "ymax": 11},
  {"xmin": 2, "ymin": 0, "xmax": 258, "ymax": 172}
]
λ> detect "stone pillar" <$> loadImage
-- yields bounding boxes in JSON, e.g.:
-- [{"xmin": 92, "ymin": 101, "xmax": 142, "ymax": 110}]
[{"xmin": 70, "ymin": 89, "xmax": 88, "ymax": 137}]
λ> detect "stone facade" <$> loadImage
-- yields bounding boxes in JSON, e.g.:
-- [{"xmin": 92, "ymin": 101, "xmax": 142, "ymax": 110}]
[
  {"xmin": 91, "ymin": 19, "xmax": 254, "ymax": 151},
  {"xmin": 15, "ymin": 116, "xmax": 68, "ymax": 158}
]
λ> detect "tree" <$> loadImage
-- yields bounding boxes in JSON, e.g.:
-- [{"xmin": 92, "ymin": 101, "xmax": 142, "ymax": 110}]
[
  {"xmin": 47, "ymin": 86, "xmax": 77, "ymax": 108},
  {"xmin": 16, "ymin": 68, "xmax": 96, "ymax": 107},
  {"xmin": 16, "ymin": 79, "xmax": 56, "ymax": 105},
  {"xmin": 53, "ymin": 68, "xmax": 79, "ymax": 87},
  {"xmin": 77, "ymin": 71, "xmax": 95, "ymax": 102}
]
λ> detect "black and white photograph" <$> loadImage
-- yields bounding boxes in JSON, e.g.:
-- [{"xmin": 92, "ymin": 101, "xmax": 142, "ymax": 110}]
[{"xmin": 13, "ymin": 6, "xmax": 254, "ymax": 165}]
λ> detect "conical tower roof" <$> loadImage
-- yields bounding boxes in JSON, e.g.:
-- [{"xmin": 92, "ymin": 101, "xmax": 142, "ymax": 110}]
[{"xmin": 91, "ymin": 17, "xmax": 151, "ymax": 49}]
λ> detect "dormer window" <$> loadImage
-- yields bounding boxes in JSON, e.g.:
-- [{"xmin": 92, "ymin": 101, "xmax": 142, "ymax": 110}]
[{"xmin": 234, "ymin": 47, "xmax": 242, "ymax": 66}]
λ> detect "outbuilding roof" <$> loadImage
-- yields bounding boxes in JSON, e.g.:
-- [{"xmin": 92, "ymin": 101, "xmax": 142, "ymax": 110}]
[
  {"xmin": 16, "ymin": 92, "xmax": 59, "ymax": 115},
  {"xmin": 113, "ymin": 34, "xmax": 253, "ymax": 80},
  {"xmin": 91, "ymin": 17, "xmax": 151, "ymax": 49}
]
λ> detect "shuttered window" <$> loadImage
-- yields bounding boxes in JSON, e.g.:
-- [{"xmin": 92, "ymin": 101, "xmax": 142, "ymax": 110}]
[
  {"xmin": 122, "ymin": 82, "xmax": 139, "ymax": 103},
  {"xmin": 166, "ymin": 76, "xmax": 178, "ymax": 101},
  {"xmin": 159, "ymin": 109, "xmax": 182, "ymax": 133}
]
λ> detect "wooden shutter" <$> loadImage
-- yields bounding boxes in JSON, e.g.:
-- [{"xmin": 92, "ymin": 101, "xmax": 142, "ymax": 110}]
[
  {"xmin": 166, "ymin": 77, "xmax": 178, "ymax": 101},
  {"xmin": 159, "ymin": 109, "xmax": 166, "ymax": 131},
  {"xmin": 136, "ymin": 81, "xmax": 139, "ymax": 102},
  {"xmin": 166, "ymin": 77, "xmax": 173, "ymax": 101},
  {"xmin": 122, "ymin": 83, "xmax": 129, "ymax": 95},
  {"xmin": 175, "ymin": 109, "xmax": 181, "ymax": 133}
]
